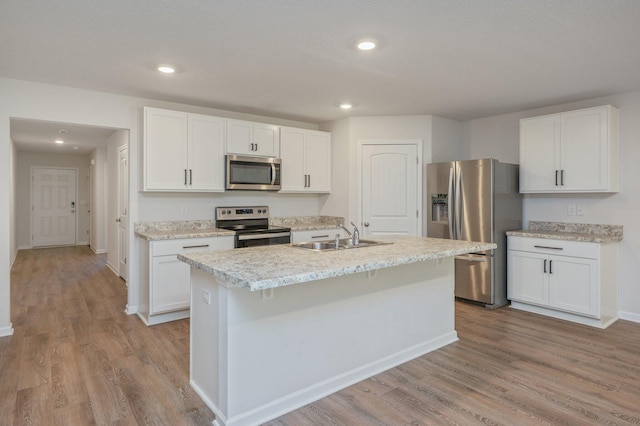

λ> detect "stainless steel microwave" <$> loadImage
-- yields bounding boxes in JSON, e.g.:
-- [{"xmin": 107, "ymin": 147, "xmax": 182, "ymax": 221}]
[{"xmin": 225, "ymin": 155, "xmax": 281, "ymax": 191}]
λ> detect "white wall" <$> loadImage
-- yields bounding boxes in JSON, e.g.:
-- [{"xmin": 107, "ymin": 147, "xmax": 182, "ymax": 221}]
[
  {"xmin": 89, "ymin": 147, "xmax": 108, "ymax": 253},
  {"xmin": 0, "ymin": 77, "xmax": 320, "ymax": 336},
  {"xmin": 431, "ymin": 116, "xmax": 464, "ymax": 162},
  {"xmin": 15, "ymin": 151, "xmax": 92, "ymax": 248},
  {"xmin": 461, "ymin": 90, "xmax": 640, "ymax": 321}
]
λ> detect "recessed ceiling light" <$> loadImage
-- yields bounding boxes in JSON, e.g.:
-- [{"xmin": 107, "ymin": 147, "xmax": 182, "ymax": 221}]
[
  {"xmin": 357, "ymin": 40, "xmax": 376, "ymax": 50},
  {"xmin": 340, "ymin": 103, "xmax": 353, "ymax": 110},
  {"xmin": 158, "ymin": 66, "xmax": 175, "ymax": 74},
  {"xmin": 73, "ymin": 146, "xmax": 79, "ymax": 150},
  {"xmin": 55, "ymin": 139, "xmax": 64, "ymax": 144}
]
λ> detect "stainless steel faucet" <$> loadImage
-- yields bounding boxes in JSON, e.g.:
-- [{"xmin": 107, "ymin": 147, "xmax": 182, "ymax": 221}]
[{"xmin": 341, "ymin": 222, "xmax": 360, "ymax": 245}]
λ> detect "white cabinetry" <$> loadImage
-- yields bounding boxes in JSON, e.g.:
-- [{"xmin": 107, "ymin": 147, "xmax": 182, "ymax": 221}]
[
  {"xmin": 144, "ymin": 107, "xmax": 225, "ymax": 192},
  {"xmin": 280, "ymin": 127, "xmax": 331, "ymax": 192},
  {"xmin": 226, "ymin": 119, "xmax": 280, "ymax": 157},
  {"xmin": 507, "ymin": 236, "xmax": 618, "ymax": 328},
  {"xmin": 137, "ymin": 236, "xmax": 234, "ymax": 325},
  {"xmin": 291, "ymin": 228, "xmax": 346, "ymax": 243},
  {"xmin": 519, "ymin": 105, "xmax": 618, "ymax": 193}
]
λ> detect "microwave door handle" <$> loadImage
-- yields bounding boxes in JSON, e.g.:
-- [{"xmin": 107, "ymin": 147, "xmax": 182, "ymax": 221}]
[{"xmin": 270, "ymin": 163, "xmax": 276, "ymax": 185}]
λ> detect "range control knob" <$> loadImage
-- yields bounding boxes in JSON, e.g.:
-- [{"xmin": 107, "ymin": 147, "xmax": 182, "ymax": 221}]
[
  {"xmin": 221, "ymin": 210, "xmax": 226, "ymax": 215},
  {"xmin": 257, "ymin": 209, "xmax": 262, "ymax": 213},
  {"xmin": 227, "ymin": 210, "xmax": 232, "ymax": 214}
]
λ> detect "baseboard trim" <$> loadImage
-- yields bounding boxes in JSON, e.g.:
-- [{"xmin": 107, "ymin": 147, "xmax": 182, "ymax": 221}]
[
  {"xmin": 0, "ymin": 324, "xmax": 14, "ymax": 337},
  {"xmin": 619, "ymin": 311, "xmax": 640, "ymax": 323}
]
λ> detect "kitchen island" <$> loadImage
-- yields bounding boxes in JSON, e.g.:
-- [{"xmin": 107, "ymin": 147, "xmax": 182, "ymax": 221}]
[{"xmin": 179, "ymin": 236, "xmax": 495, "ymax": 426}]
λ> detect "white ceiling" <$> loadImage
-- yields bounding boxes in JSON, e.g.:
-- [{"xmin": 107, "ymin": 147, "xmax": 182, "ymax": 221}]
[
  {"xmin": 3, "ymin": 0, "xmax": 640, "ymax": 151},
  {"xmin": 10, "ymin": 119, "xmax": 117, "ymax": 154}
]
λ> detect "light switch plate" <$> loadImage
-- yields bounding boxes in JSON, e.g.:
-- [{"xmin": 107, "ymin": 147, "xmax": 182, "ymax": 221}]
[{"xmin": 202, "ymin": 289, "xmax": 211, "ymax": 305}]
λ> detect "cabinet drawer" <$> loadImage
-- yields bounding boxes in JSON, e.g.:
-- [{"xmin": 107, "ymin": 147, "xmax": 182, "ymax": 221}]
[
  {"xmin": 291, "ymin": 228, "xmax": 346, "ymax": 244},
  {"xmin": 508, "ymin": 236, "xmax": 599, "ymax": 259},
  {"xmin": 151, "ymin": 236, "xmax": 234, "ymax": 256}
]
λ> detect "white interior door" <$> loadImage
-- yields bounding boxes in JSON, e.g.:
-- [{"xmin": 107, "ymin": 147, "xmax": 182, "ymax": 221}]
[
  {"xmin": 361, "ymin": 144, "xmax": 419, "ymax": 237},
  {"xmin": 32, "ymin": 167, "xmax": 77, "ymax": 247},
  {"xmin": 118, "ymin": 145, "xmax": 129, "ymax": 281}
]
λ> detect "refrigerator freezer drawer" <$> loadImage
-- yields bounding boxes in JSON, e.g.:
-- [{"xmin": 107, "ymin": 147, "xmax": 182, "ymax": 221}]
[{"xmin": 455, "ymin": 254, "xmax": 494, "ymax": 304}]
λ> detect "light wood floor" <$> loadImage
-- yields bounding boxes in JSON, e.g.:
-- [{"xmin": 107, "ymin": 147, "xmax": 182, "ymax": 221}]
[{"xmin": 3, "ymin": 246, "xmax": 640, "ymax": 425}]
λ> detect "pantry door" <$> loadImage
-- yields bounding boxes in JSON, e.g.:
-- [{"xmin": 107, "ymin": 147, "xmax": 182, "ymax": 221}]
[
  {"xmin": 360, "ymin": 142, "xmax": 421, "ymax": 237},
  {"xmin": 32, "ymin": 167, "xmax": 77, "ymax": 247}
]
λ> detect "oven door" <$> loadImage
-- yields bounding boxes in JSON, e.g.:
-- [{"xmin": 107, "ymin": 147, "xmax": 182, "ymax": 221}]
[{"xmin": 236, "ymin": 232, "xmax": 291, "ymax": 248}]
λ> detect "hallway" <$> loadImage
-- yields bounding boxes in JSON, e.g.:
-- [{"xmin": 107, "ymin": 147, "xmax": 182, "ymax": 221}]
[{"xmin": 1, "ymin": 246, "xmax": 214, "ymax": 425}]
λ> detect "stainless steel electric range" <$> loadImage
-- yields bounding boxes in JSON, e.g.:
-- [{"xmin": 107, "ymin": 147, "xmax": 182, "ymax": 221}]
[{"xmin": 215, "ymin": 206, "xmax": 291, "ymax": 248}]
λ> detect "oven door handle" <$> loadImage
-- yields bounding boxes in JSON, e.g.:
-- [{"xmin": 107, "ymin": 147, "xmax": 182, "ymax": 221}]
[{"xmin": 238, "ymin": 232, "xmax": 291, "ymax": 241}]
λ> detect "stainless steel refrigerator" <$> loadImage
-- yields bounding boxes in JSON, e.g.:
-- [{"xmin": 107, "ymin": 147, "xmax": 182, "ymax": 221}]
[{"xmin": 426, "ymin": 159, "xmax": 522, "ymax": 308}]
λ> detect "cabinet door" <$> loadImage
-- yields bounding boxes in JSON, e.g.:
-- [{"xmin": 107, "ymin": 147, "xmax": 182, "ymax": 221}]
[
  {"xmin": 561, "ymin": 107, "xmax": 609, "ymax": 191},
  {"xmin": 548, "ymin": 255, "xmax": 599, "ymax": 317},
  {"xmin": 253, "ymin": 123, "xmax": 280, "ymax": 157},
  {"xmin": 279, "ymin": 127, "xmax": 307, "ymax": 191},
  {"xmin": 144, "ymin": 108, "xmax": 189, "ymax": 190},
  {"xmin": 151, "ymin": 255, "xmax": 190, "ymax": 314},
  {"xmin": 226, "ymin": 119, "xmax": 254, "ymax": 155},
  {"xmin": 188, "ymin": 114, "xmax": 225, "ymax": 191},
  {"xmin": 226, "ymin": 120, "xmax": 280, "ymax": 157},
  {"xmin": 519, "ymin": 114, "xmax": 561, "ymax": 192},
  {"xmin": 507, "ymin": 250, "xmax": 548, "ymax": 305},
  {"xmin": 306, "ymin": 131, "xmax": 331, "ymax": 192}
]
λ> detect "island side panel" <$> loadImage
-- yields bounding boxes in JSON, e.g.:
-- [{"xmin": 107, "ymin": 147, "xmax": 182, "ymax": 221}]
[{"xmin": 191, "ymin": 257, "xmax": 456, "ymax": 426}]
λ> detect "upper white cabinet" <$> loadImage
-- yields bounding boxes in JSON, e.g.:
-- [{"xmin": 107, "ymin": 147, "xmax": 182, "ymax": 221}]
[
  {"xmin": 519, "ymin": 105, "xmax": 618, "ymax": 193},
  {"xmin": 226, "ymin": 119, "xmax": 280, "ymax": 157},
  {"xmin": 144, "ymin": 107, "xmax": 225, "ymax": 192},
  {"xmin": 280, "ymin": 127, "xmax": 331, "ymax": 193}
]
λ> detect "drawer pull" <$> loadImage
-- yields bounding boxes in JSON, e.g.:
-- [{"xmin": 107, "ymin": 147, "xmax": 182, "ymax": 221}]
[
  {"xmin": 311, "ymin": 234, "xmax": 329, "ymax": 239},
  {"xmin": 534, "ymin": 245, "xmax": 563, "ymax": 250},
  {"xmin": 544, "ymin": 259, "xmax": 547, "ymax": 273},
  {"xmin": 183, "ymin": 244, "xmax": 210, "ymax": 249}
]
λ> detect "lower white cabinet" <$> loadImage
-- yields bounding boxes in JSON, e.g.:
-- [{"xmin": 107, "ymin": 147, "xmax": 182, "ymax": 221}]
[
  {"xmin": 507, "ymin": 236, "xmax": 618, "ymax": 328},
  {"xmin": 291, "ymin": 228, "xmax": 346, "ymax": 243},
  {"xmin": 137, "ymin": 236, "xmax": 234, "ymax": 325}
]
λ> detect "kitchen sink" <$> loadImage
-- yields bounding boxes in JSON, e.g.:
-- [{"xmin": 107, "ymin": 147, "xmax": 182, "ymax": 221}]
[{"xmin": 291, "ymin": 238, "xmax": 391, "ymax": 252}]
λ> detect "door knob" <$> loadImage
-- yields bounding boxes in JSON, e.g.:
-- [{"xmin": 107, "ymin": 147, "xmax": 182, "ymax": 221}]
[
  {"xmin": 364, "ymin": 222, "xmax": 370, "ymax": 227},
  {"xmin": 116, "ymin": 218, "xmax": 121, "ymax": 223}
]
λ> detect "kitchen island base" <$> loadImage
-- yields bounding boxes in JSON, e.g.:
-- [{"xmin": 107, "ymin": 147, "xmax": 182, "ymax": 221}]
[{"xmin": 189, "ymin": 257, "xmax": 457, "ymax": 426}]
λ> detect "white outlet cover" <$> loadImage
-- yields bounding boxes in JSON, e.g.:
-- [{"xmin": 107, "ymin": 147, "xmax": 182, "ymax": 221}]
[
  {"xmin": 202, "ymin": 289, "xmax": 211, "ymax": 305},
  {"xmin": 568, "ymin": 205, "xmax": 577, "ymax": 216}
]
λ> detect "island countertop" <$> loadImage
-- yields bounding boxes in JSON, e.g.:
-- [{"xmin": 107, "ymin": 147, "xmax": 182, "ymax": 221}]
[{"xmin": 178, "ymin": 236, "xmax": 496, "ymax": 291}]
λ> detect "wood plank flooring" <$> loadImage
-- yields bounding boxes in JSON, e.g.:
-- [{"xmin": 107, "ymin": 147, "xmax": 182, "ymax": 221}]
[{"xmin": 3, "ymin": 246, "xmax": 640, "ymax": 425}]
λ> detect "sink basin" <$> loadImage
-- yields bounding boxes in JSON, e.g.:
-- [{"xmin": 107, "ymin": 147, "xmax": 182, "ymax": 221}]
[{"xmin": 291, "ymin": 238, "xmax": 391, "ymax": 252}]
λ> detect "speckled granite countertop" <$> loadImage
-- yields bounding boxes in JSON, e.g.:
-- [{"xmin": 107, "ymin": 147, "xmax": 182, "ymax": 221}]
[
  {"xmin": 271, "ymin": 215, "xmax": 344, "ymax": 231},
  {"xmin": 135, "ymin": 220, "xmax": 233, "ymax": 241},
  {"xmin": 135, "ymin": 216, "xmax": 345, "ymax": 240},
  {"xmin": 506, "ymin": 221, "xmax": 623, "ymax": 243},
  {"xmin": 178, "ymin": 236, "xmax": 496, "ymax": 291}
]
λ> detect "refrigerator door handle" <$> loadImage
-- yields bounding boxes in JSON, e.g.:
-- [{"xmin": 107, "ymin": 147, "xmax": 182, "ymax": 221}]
[
  {"xmin": 455, "ymin": 166, "xmax": 462, "ymax": 240},
  {"xmin": 448, "ymin": 167, "xmax": 455, "ymax": 239}
]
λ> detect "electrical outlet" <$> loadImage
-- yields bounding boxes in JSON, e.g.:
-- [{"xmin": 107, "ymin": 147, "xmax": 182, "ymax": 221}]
[
  {"xmin": 567, "ymin": 205, "xmax": 577, "ymax": 216},
  {"xmin": 202, "ymin": 289, "xmax": 211, "ymax": 305},
  {"xmin": 577, "ymin": 206, "xmax": 586, "ymax": 216},
  {"xmin": 181, "ymin": 204, "xmax": 188, "ymax": 214}
]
